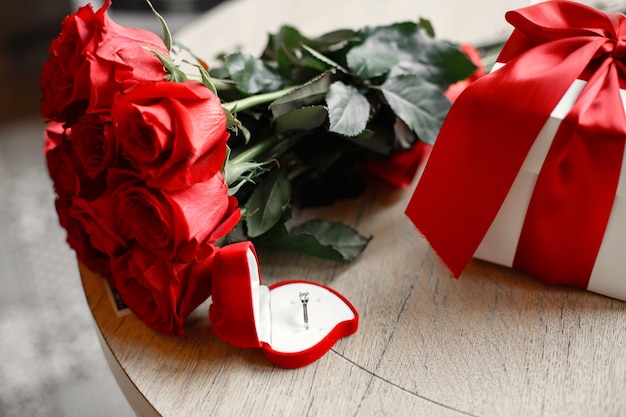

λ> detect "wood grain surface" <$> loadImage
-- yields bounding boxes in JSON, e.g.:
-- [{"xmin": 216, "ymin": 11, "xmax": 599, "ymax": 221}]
[
  {"xmin": 81, "ymin": 176, "xmax": 626, "ymax": 417},
  {"xmin": 81, "ymin": 1, "xmax": 626, "ymax": 415}
]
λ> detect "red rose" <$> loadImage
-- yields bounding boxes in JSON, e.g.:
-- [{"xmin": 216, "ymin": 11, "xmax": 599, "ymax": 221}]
[
  {"xmin": 109, "ymin": 169, "xmax": 240, "ymax": 263},
  {"xmin": 44, "ymin": 121, "xmax": 66, "ymax": 152},
  {"xmin": 40, "ymin": 4, "xmax": 98, "ymax": 122},
  {"xmin": 45, "ymin": 123, "xmax": 78, "ymax": 199},
  {"xmin": 41, "ymin": 0, "xmax": 244, "ymax": 338},
  {"xmin": 40, "ymin": 0, "xmax": 167, "ymax": 123},
  {"xmin": 70, "ymin": 195, "xmax": 128, "ymax": 257},
  {"xmin": 112, "ymin": 80, "xmax": 230, "ymax": 191},
  {"xmin": 45, "ymin": 123, "xmax": 110, "ymax": 202},
  {"xmin": 111, "ymin": 244, "xmax": 216, "ymax": 337},
  {"xmin": 70, "ymin": 114, "xmax": 117, "ymax": 179},
  {"xmin": 55, "ymin": 197, "xmax": 112, "ymax": 279},
  {"xmin": 45, "ymin": 123, "xmax": 117, "ymax": 275}
]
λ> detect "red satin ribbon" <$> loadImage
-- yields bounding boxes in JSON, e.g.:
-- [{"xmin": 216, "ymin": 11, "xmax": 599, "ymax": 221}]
[{"xmin": 405, "ymin": 1, "xmax": 626, "ymax": 287}]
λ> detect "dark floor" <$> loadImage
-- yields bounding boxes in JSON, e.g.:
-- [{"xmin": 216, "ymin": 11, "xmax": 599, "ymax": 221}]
[{"xmin": 0, "ymin": 2, "xmax": 222, "ymax": 416}]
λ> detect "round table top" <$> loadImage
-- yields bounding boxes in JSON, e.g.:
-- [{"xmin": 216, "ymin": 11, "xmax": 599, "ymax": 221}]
[
  {"xmin": 81, "ymin": 178, "xmax": 626, "ymax": 416},
  {"xmin": 81, "ymin": 1, "xmax": 626, "ymax": 416}
]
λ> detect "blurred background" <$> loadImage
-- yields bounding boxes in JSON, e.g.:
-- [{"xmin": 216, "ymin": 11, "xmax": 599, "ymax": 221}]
[{"xmin": 0, "ymin": 1, "xmax": 225, "ymax": 416}]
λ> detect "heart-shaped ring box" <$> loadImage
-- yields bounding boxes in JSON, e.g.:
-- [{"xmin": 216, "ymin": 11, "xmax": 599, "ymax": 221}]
[{"xmin": 209, "ymin": 241, "xmax": 359, "ymax": 368}]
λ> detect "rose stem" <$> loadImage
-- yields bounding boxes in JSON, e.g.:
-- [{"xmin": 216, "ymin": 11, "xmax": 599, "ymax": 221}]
[
  {"xmin": 222, "ymin": 86, "xmax": 296, "ymax": 113},
  {"xmin": 228, "ymin": 134, "xmax": 282, "ymax": 165}
]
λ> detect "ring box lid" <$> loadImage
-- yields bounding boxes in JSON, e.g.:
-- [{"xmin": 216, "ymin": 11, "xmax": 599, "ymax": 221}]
[{"xmin": 209, "ymin": 241, "xmax": 359, "ymax": 368}]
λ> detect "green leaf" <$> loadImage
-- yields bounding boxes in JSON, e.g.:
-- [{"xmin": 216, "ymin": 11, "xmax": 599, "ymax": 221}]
[
  {"xmin": 225, "ymin": 154, "xmax": 274, "ymax": 196},
  {"xmin": 253, "ymin": 223, "xmax": 342, "ymax": 262},
  {"xmin": 265, "ymin": 26, "xmax": 357, "ymax": 72},
  {"xmin": 243, "ymin": 168, "xmax": 291, "ymax": 238},
  {"xmin": 275, "ymin": 46, "xmax": 294, "ymax": 75},
  {"xmin": 264, "ymin": 26, "xmax": 322, "ymax": 75},
  {"xmin": 387, "ymin": 48, "xmax": 475, "ymax": 88},
  {"xmin": 223, "ymin": 108, "xmax": 251, "ymax": 143},
  {"xmin": 291, "ymin": 220, "xmax": 371, "ymax": 262},
  {"xmin": 224, "ymin": 52, "xmax": 284, "ymax": 94},
  {"xmin": 346, "ymin": 22, "xmax": 418, "ymax": 79},
  {"xmin": 301, "ymin": 44, "xmax": 348, "ymax": 73},
  {"xmin": 269, "ymin": 71, "xmax": 334, "ymax": 118},
  {"xmin": 149, "ymin": 48, "xmax": 187, "ymax": 82},
  {"xmin": 253, "ymin": 219, "xmax": 370, "ymax": 262},
  {"xmin": 225, "ymin": 159, "xmax": 270, "ymax": 188},
  {"xmin": 265, "ymin": 26, "xmax": 310, "ymax": 61},
  {"xmin": 419, "ymin": 17, "xmax": 436, "ymax": 38},
  {"xmin": 347, "ymin": 46, "xmax": 399, "ymax": 80},
  {"xmin": 274, "ymin": 106, "xmax": 328, "ymax": 134},
  {"xmin": 343, "ymin": 128, "xmax": 392, "ymax": 155},
  {"xmin": 422, "ymin": 43, "xmax": 477, "ymax": 86},
  {"xmin": 194, "ymin": 62, "xmax": 217, "ymax": 95},
  {"xmin": 146, "ymin": 0, "xmax": 172, "ymax": 52},
  {"xmin": 326, "ymin": 81, "xmax": 370, "ymax": 137},
  {"xmin": 346, "ymin": 21, "xmax": 475, "ymax": 85},
  {"xmin": 378, "ymin": 74, "xmax": 451, "ymax": 145},
  {"xmin": 310, "ymin": 29, "xmax": 358, "ymax": 50}
]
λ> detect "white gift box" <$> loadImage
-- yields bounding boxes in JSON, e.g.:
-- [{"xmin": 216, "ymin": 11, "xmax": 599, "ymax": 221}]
[{"xmin": 474, "ymin": 62, "xmax": 626, "ymax": 300}]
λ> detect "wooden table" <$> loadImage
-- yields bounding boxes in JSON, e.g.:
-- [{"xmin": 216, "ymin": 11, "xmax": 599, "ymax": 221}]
[
  {"xmin": 81, "ymin": 1, "xmax": 626, "ymax": 416},
  {"xmin": 81, "ymin": 179, "xmax": 626, "ymax": 416}
]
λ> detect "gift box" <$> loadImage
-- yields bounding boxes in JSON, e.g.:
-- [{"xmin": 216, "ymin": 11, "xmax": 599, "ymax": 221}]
[
  {"xmin": 209, "ymin": 241, "xmax": 359, "ymax": 368},
  {"xmin": 405, "ymin": 1, "xmax": 626, "ymax": 301},
  {"xmin": 473, "ymin": 67, "xmax": 626, "ymax": 300}
]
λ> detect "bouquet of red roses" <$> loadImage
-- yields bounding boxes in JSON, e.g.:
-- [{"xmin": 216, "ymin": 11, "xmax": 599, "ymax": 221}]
[
  {"xmin": 41, "ymin": 1, "xmax": 241, "ymax": 336},
  {"xmin": 41, "ymin": 0, "xmax": 482, "ymax": 336}
]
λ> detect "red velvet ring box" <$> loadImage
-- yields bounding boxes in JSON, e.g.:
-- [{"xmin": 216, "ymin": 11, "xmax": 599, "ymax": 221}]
[{"xmin": 209, "ymin": 241, "xmax": 359, "ymax": 368}]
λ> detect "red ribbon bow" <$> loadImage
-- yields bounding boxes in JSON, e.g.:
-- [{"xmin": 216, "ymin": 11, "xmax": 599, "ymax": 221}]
[{"xmin": 406, "ymin": 1, "xmax": 626, "ymax": 287}]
